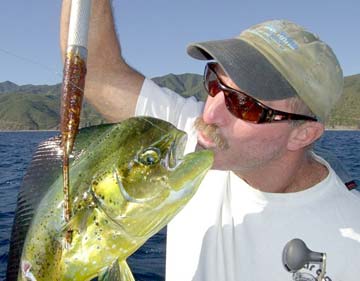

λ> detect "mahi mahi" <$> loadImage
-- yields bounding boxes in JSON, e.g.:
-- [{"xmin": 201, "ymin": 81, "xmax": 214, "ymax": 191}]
[{"xmin": 7, "ymin": 116, "xmax": 213, "ymax": 281}]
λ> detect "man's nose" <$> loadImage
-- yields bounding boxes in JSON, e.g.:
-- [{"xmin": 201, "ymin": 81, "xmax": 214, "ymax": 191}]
[{"xmin": 202, "ymin": 91, "xmax": 231, "ymax": 126}]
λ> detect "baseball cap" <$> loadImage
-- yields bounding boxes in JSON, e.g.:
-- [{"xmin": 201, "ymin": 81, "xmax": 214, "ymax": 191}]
[{"xmin": 187, "ymin": 20, "xmax": 343, "ymax": 122}]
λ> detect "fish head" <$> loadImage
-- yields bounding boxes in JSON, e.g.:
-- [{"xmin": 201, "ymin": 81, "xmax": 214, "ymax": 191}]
[{"xmin": 90, "ymin": 116, "xmax": 213, "ymax": 238}]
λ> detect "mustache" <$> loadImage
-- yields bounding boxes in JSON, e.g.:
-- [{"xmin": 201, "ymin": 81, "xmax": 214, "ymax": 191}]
[{"xmin": 193, "ymin": 117, "xmax": 229, "ymax": 150}]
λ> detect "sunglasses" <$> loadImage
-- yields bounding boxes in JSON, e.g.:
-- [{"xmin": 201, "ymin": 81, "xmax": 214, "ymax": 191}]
[{"xmin": 203, "ymin": 63, "xmax": 317, "ymax": 124}]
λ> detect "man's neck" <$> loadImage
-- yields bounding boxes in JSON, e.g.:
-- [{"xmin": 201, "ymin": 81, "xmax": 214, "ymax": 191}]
[{"xmin": 234, "ymin": 151, "xmax": 329, "ymax": 193}]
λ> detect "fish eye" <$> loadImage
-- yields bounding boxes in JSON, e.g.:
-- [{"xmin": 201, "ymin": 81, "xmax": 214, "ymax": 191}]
[{"xmin": 137, "ymin": 147, "xmax": 161, "ymax": 165}]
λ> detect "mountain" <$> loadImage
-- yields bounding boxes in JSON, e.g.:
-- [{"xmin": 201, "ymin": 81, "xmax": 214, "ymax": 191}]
[
  {"xmin": 327, "ymin": 74, "xmax": 360, "ymax": 129},
  {"xmin": 0, "ymin": 83, "xmax": 104, "ymax": 130},
  {"xmin": 0, "ymin": 81, "xmax": 19, "ymax": 93},
  {"xmin": 0, "ymin": 73, "xmax": 359, "ymax": 130},
  {"xmin": 0, "ymin": 81, "xmax": 61, "ymax": 95},
  {"xmin": 153, "ymin": 73, "xmax": 207, "ymax": 101}
]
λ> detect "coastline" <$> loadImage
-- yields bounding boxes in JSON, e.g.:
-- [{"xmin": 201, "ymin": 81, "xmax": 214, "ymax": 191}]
[
  {"xmin": 1, "ymin": 127, "xmax": 359, "ymax": 133},
  {"xmin": 0, "ymin": 129, "xmax": 59, "ymax": 133},
  {"xmin": 325, "ymin": 126, "xmax": 359, "ymax": 131}
]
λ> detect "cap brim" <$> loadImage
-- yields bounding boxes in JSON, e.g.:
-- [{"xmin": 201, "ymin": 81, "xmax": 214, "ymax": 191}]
[{"xmin": 187, "ymin": 38, "xmax": 297, "ymax": 101}]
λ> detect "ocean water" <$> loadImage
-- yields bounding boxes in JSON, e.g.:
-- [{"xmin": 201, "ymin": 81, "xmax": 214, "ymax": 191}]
[{"xmin": 0, "ymin": 130, "xmax": 359, "ymax": 280}]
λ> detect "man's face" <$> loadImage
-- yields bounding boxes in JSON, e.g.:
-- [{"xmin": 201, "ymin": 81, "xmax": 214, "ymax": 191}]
[{"xmin": 195, "ymin": 64, "xmax": 296, "ymax": 173}]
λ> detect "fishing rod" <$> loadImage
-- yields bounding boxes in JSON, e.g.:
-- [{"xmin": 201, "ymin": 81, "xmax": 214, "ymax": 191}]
[{"xmin": 61, "ymin": 0, "xmax": 92, "ymax": 244}]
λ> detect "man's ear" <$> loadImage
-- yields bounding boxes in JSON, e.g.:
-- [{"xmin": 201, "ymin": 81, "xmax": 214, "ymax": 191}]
[{"xmin": 287, "ymin": 122, "xmax": 324, "ymax": 151}]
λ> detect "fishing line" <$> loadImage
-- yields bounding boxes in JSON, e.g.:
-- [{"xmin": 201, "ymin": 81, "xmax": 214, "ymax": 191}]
[
  {"xmin": 0, "ymin": 47, "xmax": 63, "ymax": 81},
  {"xmin": 0, "ymin": 46, "xmax": 85, "ymax": 94},
  {"xmin": 0, "ymin": 47, "xmax": 111, "ymax": 129}
]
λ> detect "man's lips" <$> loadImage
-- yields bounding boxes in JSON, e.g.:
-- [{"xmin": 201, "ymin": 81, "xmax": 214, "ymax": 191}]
[
  {"xmin": 193, "ymin": 117, "xmax": 229, "ymax": 150},
  {"xmin": 197, "ymin": 130, "xmax": 217, "ymax": 149}
]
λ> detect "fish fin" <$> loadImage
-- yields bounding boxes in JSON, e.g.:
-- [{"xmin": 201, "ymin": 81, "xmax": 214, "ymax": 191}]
[
  {"xmin": 98, "ymin": 259, "xmax": 135, "ymax": 281},
  {"xmin": 6, "ymin": 136, "xmax": 63, "ymax": 281},
  {"xmin": 62, "ymin": 207, "xmax": 93, "ymax": 234}
]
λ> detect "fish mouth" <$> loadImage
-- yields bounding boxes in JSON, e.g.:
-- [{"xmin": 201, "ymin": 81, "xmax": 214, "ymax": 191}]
[{"xmin": 165, "ymin": 132, "xmax": 214, "ymax": 192}]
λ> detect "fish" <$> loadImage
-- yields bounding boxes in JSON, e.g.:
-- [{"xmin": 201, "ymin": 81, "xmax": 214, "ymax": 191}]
[{"xmin": 6, "ymin": 116, "xmax": 213, "ymax": 281}]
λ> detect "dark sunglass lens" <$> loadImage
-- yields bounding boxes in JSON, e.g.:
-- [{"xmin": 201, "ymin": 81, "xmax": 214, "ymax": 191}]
[
  {"xmin": 241, "ymin": 101, "xmax": 263, "ymax": 122},
  {"xmin": 205, "ymin": 67, "xmax": 221, "ymax": 97},
  {"xmin": 225, "ymin": 92, "xmax": 263, "ymax": 122},
  {"xmin": 207, "ymin": 80, "xmax": 221, "ymax": 97},
  {"xmin": 205, "ymin": 63, "xmax": 267, "ymax": 123}
]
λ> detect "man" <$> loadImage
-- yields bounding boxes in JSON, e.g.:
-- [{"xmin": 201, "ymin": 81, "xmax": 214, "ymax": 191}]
[{"xmin": 61, "ymin": 1, "xmax": 360, "ymax": 280}]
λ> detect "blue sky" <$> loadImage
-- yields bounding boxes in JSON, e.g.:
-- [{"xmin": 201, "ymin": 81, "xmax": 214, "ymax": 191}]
[{"xmin": 0, "ymin": 0, "xmax": 359, "ymax": 85}]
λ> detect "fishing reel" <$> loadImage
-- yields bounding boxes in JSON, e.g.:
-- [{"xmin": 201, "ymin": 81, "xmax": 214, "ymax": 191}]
[{"xmin": 282, "ymin": 238, "xmax": 327, "ymax": 281}]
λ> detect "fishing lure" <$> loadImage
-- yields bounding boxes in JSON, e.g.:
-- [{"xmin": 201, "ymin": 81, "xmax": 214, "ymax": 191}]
[{"xmin": 60, "ymin": 0, "xmax": 92, "ymax": 242}]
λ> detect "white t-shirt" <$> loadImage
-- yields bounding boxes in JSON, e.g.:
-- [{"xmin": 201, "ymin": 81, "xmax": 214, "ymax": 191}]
[{"xmin": 135, "ymin": 78, "xmax": 360, "ymax": 281}]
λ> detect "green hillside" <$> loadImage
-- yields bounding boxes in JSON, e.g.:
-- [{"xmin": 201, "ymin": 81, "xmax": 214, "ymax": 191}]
[
  {"xmin": 0, "ymin": 73, "xmax": 359, "ymax": 130},
  {"xmin": 0, "ymin": 91, "xmax": 105, "ymax": 130},
  {"xmin": 327, "ymin": 74, "xmax": 360, "ymax": 129},
  {"xmin": 153, "ymin": 73, "xmax": 207, "ymax": 101},
  {"xmin": 0, "ymin": 92, "xmax": 59, "ymax": 130}
]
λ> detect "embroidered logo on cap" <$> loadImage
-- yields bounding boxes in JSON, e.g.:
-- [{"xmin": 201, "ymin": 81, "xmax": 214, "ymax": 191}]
[{"xmin": 247, "ymin": 23, "xmax": 299, "ymax": 50}]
